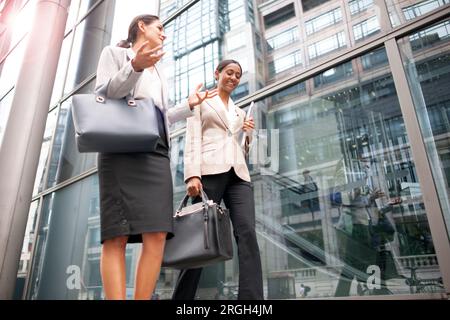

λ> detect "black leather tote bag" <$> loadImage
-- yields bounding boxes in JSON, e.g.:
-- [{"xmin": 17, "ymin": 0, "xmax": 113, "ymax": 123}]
[
  {"xmin": 71, "ymin": 81, "xmax": 160, "ymax": 153},
  {"xmin": 162, "ymin": 190, "xmax": 233, "ymax": 269}
]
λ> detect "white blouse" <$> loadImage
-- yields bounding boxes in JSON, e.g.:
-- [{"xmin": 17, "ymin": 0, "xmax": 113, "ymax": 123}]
[
  {"xmin": 127, "ymin": 48, "xmax": 163, "ymax": 108},
  {"xmin": 216, "ymin": 96, "xmax": 238, "ymax": 130},
  {"xmin": 142, "ymin": 67, "xmax": 163, "ymax": 108}
]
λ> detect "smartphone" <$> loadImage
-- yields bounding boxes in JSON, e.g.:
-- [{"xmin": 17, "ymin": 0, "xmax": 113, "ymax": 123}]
[
  {"xmin": 242, "ymin": 102, "xmax": 255, "ymax": 146},
  {"xmin": 245, "ymin": 102, "xmax": 255, "ymax": 120}
]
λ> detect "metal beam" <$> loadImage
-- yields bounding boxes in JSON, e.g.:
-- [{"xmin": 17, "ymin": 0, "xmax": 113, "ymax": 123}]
[
  {"xmin": 385, "ymin": 38, "xmax": 450, "ymax": 296},
  {"xmin": 0, "ymin": 0, "xmax": 71, "ymax": 300}
]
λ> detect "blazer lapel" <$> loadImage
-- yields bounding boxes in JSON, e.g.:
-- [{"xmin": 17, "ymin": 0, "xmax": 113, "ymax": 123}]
[
  {"xmin": 233, "ymin": 106, "xmax": 246, "ymax": 134},
  {"xmin": 154, "ymin": 64, "xmax": 167, "ymax": 110},
  {"xmin": 125, "ymin": 49, "xmax": 142, "ymax": 99},
  {"xmin": 205, "ymin": 96, "xmax": 230, "ymax": 130}
]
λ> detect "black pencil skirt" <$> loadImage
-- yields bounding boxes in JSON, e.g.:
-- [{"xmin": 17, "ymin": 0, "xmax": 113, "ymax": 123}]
[{"xmin": 97, "ymin": 148, "xmax": 174, "ymax": 244}]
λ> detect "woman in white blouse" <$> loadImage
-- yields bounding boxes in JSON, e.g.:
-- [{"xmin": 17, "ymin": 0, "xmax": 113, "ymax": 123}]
[{"xmin": 95, "ymin": 14, "xmax": 216, "ymax": 300}]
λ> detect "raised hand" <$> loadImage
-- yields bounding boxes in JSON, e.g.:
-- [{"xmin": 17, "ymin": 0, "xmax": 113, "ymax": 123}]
[
  {"xmin": 131, "ymin": 41, "xmax": 165, "ymax": 72},
  {"xmin": 187, "ymin": 83, "xmax": 218, "ymax": 109}
]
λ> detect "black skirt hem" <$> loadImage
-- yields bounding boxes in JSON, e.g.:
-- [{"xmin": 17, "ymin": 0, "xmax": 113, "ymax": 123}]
[{"xmin": 101, "ymin": 225, "xmax": 174, "ymax": 244}]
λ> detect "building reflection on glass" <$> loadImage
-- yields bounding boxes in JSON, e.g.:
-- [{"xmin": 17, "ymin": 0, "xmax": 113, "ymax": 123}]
[{"xmin": 249, "ymin": 44, "xmax": 445, "ymax": 298}]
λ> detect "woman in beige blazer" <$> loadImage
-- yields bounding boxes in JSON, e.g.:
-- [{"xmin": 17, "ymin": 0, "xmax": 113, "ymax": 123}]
[
  {"xmin": 173, "ymin": 60, "xmax": 264, "ymax": 300},
  {"xmin": 95, "ymin": 14, "xmax": 216, "ymax": 300}
]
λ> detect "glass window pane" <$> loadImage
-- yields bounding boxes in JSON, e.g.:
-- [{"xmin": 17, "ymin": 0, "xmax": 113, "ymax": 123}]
[
  {"xmin": 170, "ymin": 133, "xmax": 187, "ymax": 199},
  {"xmin": 46, "ymin": 80, "xmax": 97, "ymax": 188},
  {"xmin": 230, "ymin": 82, "xmax": 249, "ymax": 101},
  {"xmin": 65, "ymin": 0, "xmax": 157, "ymax": 94},
  {"xmin": 267, "ymin": 27, "xmax": 299, "ymax": 52},
  {"xmin": 27, "ymin": 174, "xmax": 142, "ymax": 299},
  {"xmin": 257, "ymin": 0, "xmax": 384, "ymax": 81},
  {"xmin": 228, "ymin": 0, "xmax": 248, "ymax": 30},
  {"xmin": 305, "ymin": 7, "xmax": 342, "ymax": 36},
  {"xmin": 398, "ymin": 18, "xmax": 450, "ymax": 240},
  {"xmin": 0, "ymin": 88, "xmax": 14, "ymax": 148},
  {"xmin": 17, "ymin": 200, "xmax": 40, "ymax": 298},
  {"xmin": 160, "ymin": 0, "xmax": 193, "ymax": 20},
  {"xmin": 164, "ymin": 1, "xmax": 221, "ymax": 131},
  {"xmin": 253, "ymin": 46, "xmax": 444, "ymax": 298},
  {"xmin": 308, "ymin": 32, "xmax": 346, "ymax": 60},
  {"xmin": 33, "ymin": 108, "xmax": 59, "ymax": 196},
  {"xmin": 64, "ymin": 1, "xmax": 116, "ymax": 95},
  {"xmin": 70, "ymin": 0, "xmax": 116, "ymax": 31},
  {"xmin": 0, "ymin": 36, "xmax": 27, "ymax": 98},
  {"xmin": 386, "ymin": 0, "xmax": 450, "ymax": 28},
  {"xmin": 64, "ymin": 0, "xmax": 82, "ymax": 34},
  {"xmin": 408, "ymin": 19, "xmax": 450, "ymax": 51},
  {"xmin": 353, "ymin": 16, "xmax": 381, "ymax": 41},
  {"xmin": 349, "ymin": 0, "xmax": 374, "ymax": 15},
  {"xmin": 313, "ymin": 61, "xmax": 353, "ymax": 88},
  {"xmin": 302, "ymin": 0, "xmax": 331, "ymax": 11},
  {"xmin": 263, "ymin": 3, "xmax": 296, "ymax": 29},
  {"xmin": 50, "ymin": 32, "xmax": 74, "ymax": 107},
  {"xmin": 270, "ymin": 50, "xmax": 302, "ymax": 77},
  {"xmin": 361, "ymin": 46, "xmax": 389, "ymax": 70}
]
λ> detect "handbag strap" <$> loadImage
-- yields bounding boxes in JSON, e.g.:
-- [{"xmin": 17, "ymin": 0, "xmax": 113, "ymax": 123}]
[
  {"xmin": 176, "ymin": 189, "xmax": 210, "ymax": 212},
  {"xmin": 175, "ymin": 190, "xmax": 211, "ymax": 250},
  {"xmin": 95, "ymin": 80, "xmax": 137, "ymax": 107},
  {"xmin": 96, "ymin": 59, "xmax": 166, "ymax": 111}
]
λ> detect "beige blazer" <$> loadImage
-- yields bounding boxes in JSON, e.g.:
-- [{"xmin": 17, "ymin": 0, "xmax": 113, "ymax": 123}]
[
  {"xmin": 184, "ymin": 96, "xmax": 251, "ymax": 182},
  {"xmin": 95, "ymin": 45, "xmax": 193, "ymax": 146}
]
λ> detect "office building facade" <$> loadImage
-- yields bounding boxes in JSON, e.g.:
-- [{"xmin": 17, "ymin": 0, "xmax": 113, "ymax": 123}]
[{"xmin": 1, "ymin": 0, "xmax": 450, "ymax": 299}]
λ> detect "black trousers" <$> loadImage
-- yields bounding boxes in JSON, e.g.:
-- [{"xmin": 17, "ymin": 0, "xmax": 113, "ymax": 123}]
[{"xmin": 172, "ymin": 168, "xmax": 264, "ymax": 300}]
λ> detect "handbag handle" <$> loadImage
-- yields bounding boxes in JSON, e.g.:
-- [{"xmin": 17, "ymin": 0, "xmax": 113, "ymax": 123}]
[
  {"xmin": 175, "ymin": 190, "xmax": 212, "ymax": 250},
  {"xmin": 95, "ymin": 80, "xmax": 137, "ymax": 107},
  {"xmin": 176, "ymin": 189, "xmax": 210, "ymax": 213},
  {"xmin": 95, "ymin": 65, "xmax": 165, "ymax": 109}
]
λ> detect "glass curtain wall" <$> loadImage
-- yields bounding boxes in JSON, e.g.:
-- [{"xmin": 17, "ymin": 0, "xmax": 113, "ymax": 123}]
[
  {"xmin": 398, "ymin": 19, "xmax": 450, "ymax": 239},
  {"xmin": 0, "ymin": 0, "xmax": 34, "ymax": 146},
  {"xmin": 249, "ymin": 47, "xmax": 444, "ymax": 298},
  {"xmin": 15, "ymin": 0, "xmax": 450, "ymax": 299}
]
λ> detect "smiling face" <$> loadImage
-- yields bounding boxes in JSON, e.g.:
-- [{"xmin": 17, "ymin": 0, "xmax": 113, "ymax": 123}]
[
  {"xmin": 139, "ymin": 19, "xmax": 166, "ymax": 48},
  {"xmin": 215, "ymin": 63, "xmax": 242, "ymax": 94}
]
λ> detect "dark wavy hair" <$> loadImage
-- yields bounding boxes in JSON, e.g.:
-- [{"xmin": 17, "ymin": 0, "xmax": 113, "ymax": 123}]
[
  {"xmin": 117, "ymin": 14, "xmax": 160, "ymax": 48},
  {"xmin": 216, "ymin": 59, "xmax": 242, "ymax": 74}
]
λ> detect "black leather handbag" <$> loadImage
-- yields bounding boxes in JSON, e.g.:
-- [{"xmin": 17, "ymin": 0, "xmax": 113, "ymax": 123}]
[
  {"xmin": 162, "ymin": 191, "xmax": 233, "ymax": 269},
  {"xmin": 71, "ymin": 81, "xmax": 161, "ymax": 153}
]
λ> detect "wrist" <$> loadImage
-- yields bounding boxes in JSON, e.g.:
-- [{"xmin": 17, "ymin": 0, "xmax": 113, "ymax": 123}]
[
  {"xmin": 187, "ymin": 176, "xmax": 201, "ymax": 183},
  {"xmin": 131, "ymin": 59, "xmax": 143, "ymax": 72},
  {"xmin": 187, "ymin": 98, "xmax": 195, "ymax": 110}
]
